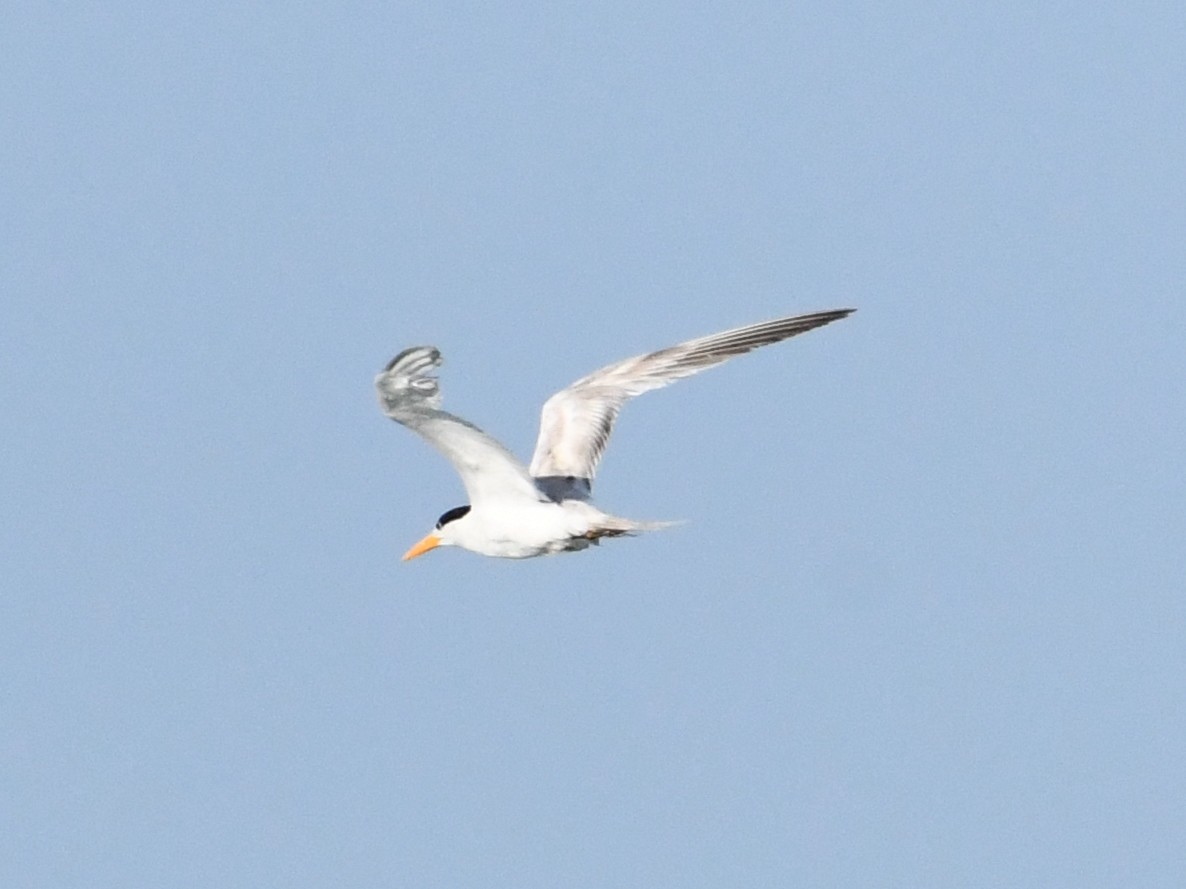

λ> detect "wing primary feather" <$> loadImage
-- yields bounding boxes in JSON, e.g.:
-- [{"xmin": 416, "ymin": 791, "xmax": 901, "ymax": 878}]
[
  {"xmin": 528, "ymin": 308, "xmax": 854, "ymax": 487},
  {"xmin": 385, "ymin": 345, "xmax": 440, "ymax": 374}
]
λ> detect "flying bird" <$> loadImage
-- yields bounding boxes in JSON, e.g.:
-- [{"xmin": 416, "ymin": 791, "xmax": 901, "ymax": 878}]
[{"xmin": 377, "ymin": 309, "xmax": 854, "ymax": 560}]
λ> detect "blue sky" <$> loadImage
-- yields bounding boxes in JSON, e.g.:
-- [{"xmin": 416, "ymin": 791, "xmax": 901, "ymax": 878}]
[{"xmin": 3, "ymin": 2, "xmax": 1184, "ymax": 886}]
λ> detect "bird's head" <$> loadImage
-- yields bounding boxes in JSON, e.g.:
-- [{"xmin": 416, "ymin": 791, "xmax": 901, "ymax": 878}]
[{"xmin": 402, "ymin": 504, "xmax": 472, "ymax": 561}]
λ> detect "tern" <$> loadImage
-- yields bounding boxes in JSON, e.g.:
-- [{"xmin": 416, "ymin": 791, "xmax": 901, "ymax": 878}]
[{"xmin": 377, "ymin": 308, "xmax": 854, "ymax": 560}]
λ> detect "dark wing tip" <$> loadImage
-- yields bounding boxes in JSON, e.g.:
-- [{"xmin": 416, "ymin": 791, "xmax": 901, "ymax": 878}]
[
  {"xmin": 680, "ymin": 308, "xmax": 856, "ymax": 359},
  {"xmin": 813, "ymin": 307, "xmax": 855, "ymax": 327},
  {"xmin": 802, "ymin": 307, "xmax": 856, "ymax": 323},
  {"xmin": 769, "ymin": 307, "xmax": 856, "ymax": 336},
  {"xmin": 384, "ymin": 346, "xmax": 441, "ymax": 373}
]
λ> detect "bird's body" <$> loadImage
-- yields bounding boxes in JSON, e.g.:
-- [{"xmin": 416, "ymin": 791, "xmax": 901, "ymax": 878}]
[
  {"xmin": 417, "ymin": 498, "xmax": 653, "ymax": 560},
  {"xmin": 376, "ymin": 309, "xmax": 854, "ymax": 560}
]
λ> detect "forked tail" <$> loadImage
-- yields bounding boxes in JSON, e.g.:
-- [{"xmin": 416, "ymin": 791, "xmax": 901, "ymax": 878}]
[{"xmin": 588, "ymin": 517, "xmax": 684, "ymax": 540}]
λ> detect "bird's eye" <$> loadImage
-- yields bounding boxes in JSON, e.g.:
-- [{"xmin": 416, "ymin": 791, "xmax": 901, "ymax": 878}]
[{"xmin": 435, "ymin": 505, "xmax": 471, "ymax": 529}]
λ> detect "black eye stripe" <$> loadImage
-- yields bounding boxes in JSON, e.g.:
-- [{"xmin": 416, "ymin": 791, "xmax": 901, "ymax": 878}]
[{"xmin": 435, "ymin": 505, "xmax": 471, "ymax": 529}]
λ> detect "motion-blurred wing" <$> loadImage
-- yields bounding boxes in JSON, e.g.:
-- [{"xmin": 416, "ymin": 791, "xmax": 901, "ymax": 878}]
[
  {"xmin": 528, "ymin": 309, "xmax": 854, "ymax": 491},
  {"xmin": 376, "ymin": 346, "xmax": 545, "ymax": 507}
]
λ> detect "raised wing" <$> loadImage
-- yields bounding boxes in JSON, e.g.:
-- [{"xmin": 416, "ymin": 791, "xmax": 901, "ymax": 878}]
[
  {"xmin": 528, "ymin": 309, "xmax": 854, "ymax": 489},
  {"xmin": 376, "ymin": 346, "xmax": 545, "ymax": 507}
]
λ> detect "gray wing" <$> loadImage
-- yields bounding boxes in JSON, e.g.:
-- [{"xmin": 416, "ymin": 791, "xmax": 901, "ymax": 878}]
[
  {"xmin": 376, "ymin": 346, "xmax": 545, "ymax": 507},
  {"xmin": 528, "ymin": 309, "xmax": 854, "ymax": 493}
]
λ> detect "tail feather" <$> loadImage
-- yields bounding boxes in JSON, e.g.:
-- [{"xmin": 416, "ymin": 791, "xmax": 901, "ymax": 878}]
[{"xmin": 588, "ymin": 517, "xmax": 684, "ymax": 539}]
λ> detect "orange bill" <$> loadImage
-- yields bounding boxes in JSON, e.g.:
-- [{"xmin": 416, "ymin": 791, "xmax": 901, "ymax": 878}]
[{"xmin": 402, "ymin": 533, "xmax": 441, "ymax": 561}]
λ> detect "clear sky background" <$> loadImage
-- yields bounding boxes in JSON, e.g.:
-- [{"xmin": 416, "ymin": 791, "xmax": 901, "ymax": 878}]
[{"xmin": 3, "ymin": 3, "xmax": 1184, "ymax": 887}]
